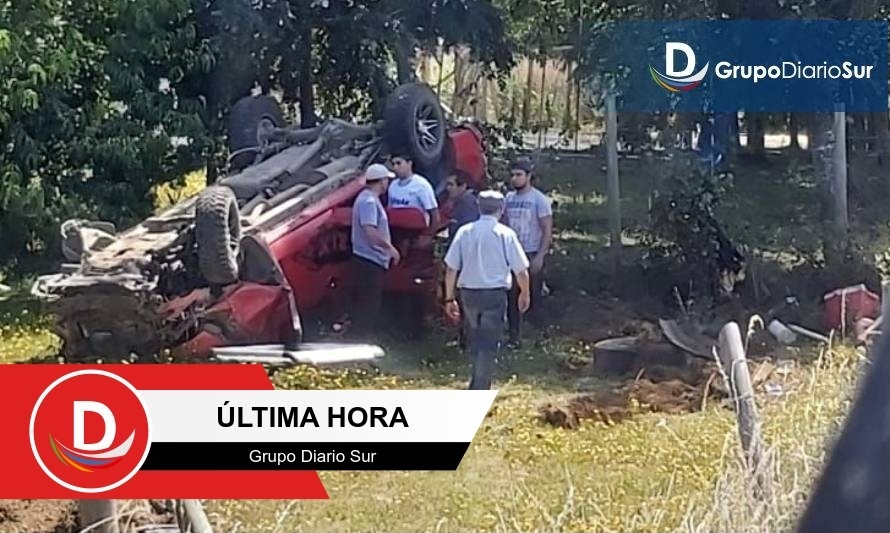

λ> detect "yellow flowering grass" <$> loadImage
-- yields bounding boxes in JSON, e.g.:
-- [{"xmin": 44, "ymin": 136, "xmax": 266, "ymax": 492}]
[{"xmin": 0, "ymin": 291, "xmax": 864, "ymax": 532}]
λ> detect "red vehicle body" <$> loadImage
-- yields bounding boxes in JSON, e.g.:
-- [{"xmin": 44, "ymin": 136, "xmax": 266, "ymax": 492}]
[
  {"xmin": 32, "ymin": 83, "xmax": 487, "ymax": 362},
  {"xmin": 32, "ymin": 84, "xmax": 486, "ymax": 360},
  {"xmin": 172, "ymin": 124, "xmax": 486, "ymax": 359}
]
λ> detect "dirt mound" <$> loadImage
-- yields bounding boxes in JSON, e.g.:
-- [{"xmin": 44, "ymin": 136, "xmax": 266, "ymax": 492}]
[
  {"xmin": 538, "ymin": 359, "xmax": 777, "ymax": 429},
  {"xmin": 538, "ymin": 376, "xmax": 706, "ymax": 429},
  {"xmin": 0, "ymin": 500, "xmax": 76, "ymax": 533},
  {"xmin": 0, "ymin": 499, "xmax": 178, "ymax": 533}
]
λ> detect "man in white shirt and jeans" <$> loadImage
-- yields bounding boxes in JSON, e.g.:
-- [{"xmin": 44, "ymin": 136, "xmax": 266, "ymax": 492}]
[{"xmin": 444, "ymin": 190, "xmax": 531, "ymax": 390}]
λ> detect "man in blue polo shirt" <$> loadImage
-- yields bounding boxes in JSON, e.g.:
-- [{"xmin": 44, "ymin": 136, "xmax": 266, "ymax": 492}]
[
  {"xmin": 443, "ymin": 190, "xmax": 530, "ymax": 390},
  {"xmin": 350, "ymin": 163, "xmax": 401, "ymax": 342}
]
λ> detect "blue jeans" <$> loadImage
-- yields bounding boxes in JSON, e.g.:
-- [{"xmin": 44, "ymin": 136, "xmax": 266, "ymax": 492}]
[{"xmin": 459, "ymin": 288, "xmax": 508, "ymax": 390}]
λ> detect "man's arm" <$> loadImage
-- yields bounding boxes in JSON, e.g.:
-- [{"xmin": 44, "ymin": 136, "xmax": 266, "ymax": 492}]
[
  {"xmin": 537, "ymin": 193, "xmax": 554, "ymax": 254},
  {"xmin": 530, "ymin": 194, "xmax": 553, "ymax": 272},
  {"xmin": 428, "ymin": 208, "xmax": 441, "ymax": 231},
  {"xmin": 357, "ymin": 200, "xmax": 398, "ymax": 256},
  {"xmin": 419, "ymin": 182, "xmax": 440, "ymax": 230},
  {"xmin": 443, "ymin": 233, "xmax": 463, "ymax": 320},
  {"xmin": 443, "ymin": 229, "xmax": 463, "ymax": 276},
  {"xmin": 538, "ymin": 214, "xmax": 553, "ymax": 254},
  {"xmin": 504, "ymin": 230, "xmax": 531, "ymax": 312},
  {"xmin": 444, "ymin": 267, "xmax": 459, "ymax": 302},
  {"xmin": 362, "ymin": 224, "xmax": 394, "ymax": 252},
  {"xmin": 515, "ymin": 268, "xmax": 530, "ymax": 296},
  {"xmin": 505, "ymin": 230, "xmax": 531, "ymax": 273}
]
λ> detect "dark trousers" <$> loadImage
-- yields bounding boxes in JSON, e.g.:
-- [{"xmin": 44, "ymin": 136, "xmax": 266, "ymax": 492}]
[
  {"xmin": 457, "ymin": 298, "xmax": 468, "ymax": 350},
  {"xmin": 459, "ymin": 288, "xmax": 508, "ymax": 390},
  {"xmin": 507, "ymin": 251, "xmax": 545, "ymax": 343},
  {"xmin": 351, "ymin": 255, "xmax": 386, "ymax": 342}
]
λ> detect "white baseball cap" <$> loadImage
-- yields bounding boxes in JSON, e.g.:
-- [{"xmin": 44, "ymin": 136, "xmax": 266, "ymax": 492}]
[{"xmin": 364, "ymin": 163, "xmax": 395, "ymax": 182}]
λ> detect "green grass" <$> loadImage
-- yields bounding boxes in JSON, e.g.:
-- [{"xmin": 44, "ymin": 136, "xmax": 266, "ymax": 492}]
[
  {"xmin": 0, "ymin": 295, "xmax": 863, "ymax": 532},
  {"xmin": 0, "ymin": 293, "xmax": 59, "ymax": 363},
  {"xmin": 203, "ymin": 341, "xmax": 861, "ymax": 533},
  {"xmin": 205, "ymin": 151, "xmax": 884, "ymax": 531}
]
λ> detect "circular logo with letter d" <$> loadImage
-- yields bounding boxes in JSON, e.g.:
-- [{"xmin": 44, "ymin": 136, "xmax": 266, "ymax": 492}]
[{"xmin": 29, "ymin": 370, "xmax": 152, "ymax": 493}]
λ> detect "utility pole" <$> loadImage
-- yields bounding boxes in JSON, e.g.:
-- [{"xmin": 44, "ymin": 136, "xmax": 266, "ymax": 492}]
[{"xmin": 605, "ymin": 92, "xmax": 622, "ymax": 272}]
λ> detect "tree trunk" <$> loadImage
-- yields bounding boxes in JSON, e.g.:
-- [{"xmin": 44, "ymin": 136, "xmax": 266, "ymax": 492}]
[
  {"xmin": 605, "ymin": 93, "xmax": 622, "ymax": 272},
  {"xmin": 872, "ymin": 111, "xmax": 889, "ymax": 167},
  {"xmin": 298, "ymin": 26, "xmax": 316, "ymax": 128},
  {"xmin": 853, "ymin": 114, "xmax": 867, "ymax": 152},
  {"xmin": 830, "ymin": 108, "xmax": 849, "ymax": 262},
  {"xmin": 563, "ymin": 61, "xmax": 574, "ymax": 133},
  {"xmin": 521, "ymin": 58, "xmax": 533, "ymax": 129},
  {"xmin": 575, "ymin": 74, "xmax": 582, "ymax": 150},
  {"xmin": 435, "ymin": 46, "xmax": 445, "ymax": 97},
  {"xmin": 479, "ymin": 73, "xmax": 489, "ymax": 122},
  {"xmin": 419, "ymin": 54, "xmax": 430, "ymax": 84},
  {"xmin": 788, "ymin": 113, "xmax": 800, "ymax": 150},
  {"xmin": 205, "ymin": 157, "xmax": 218, "ymax": 186},
  {"xmin": 536, "ymin": 57, "xmax": 547, "ymax": 148},
  {"xmin": 734, "ymin": 112, "xmax": 743, "ymax": 148},
  {"xmin": 451, "ymin": 49, "xmax": 465, "ymax": 114},
  {"xmin": 490, "ymin": 78, "xmax": 500, "ymax": 122},
  {"xmin": 394, "ymin": 33, "xmax": 417, "ymax": 84},
  {"xmin": 510, "ymin": 74, "xmax": 519, "ymax": 125},
  {"xmin": 747, "ymin": 113, "xmax": 765, "ymax": 158},
  {"xmin": 811, "ymin": 111, "xmax": 848, "ymax": 267}
]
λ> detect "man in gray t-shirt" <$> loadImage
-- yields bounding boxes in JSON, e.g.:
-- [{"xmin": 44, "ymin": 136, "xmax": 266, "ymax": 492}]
[
  {"xmin": 350, "ymin": 164, "xmax": 401, "ymax": 341},
  {"xmin": 502, "ymin": 157, "xmax": 553, "ymax": 348}
]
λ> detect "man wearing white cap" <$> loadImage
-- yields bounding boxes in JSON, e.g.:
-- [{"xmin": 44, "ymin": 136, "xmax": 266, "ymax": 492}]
[
  {"xmin": 443, "ymin": 190, "xmax": 531, "ymax": 390},
  {"xmin": 350, "ymin": 163, "xmax": 401, "ymax": 341}
]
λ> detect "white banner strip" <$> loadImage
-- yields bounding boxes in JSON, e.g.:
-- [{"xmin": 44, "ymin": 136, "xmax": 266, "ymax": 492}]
[{"xmin": 140, "ymin": 390, "xmax": 498, "ymax": 443}]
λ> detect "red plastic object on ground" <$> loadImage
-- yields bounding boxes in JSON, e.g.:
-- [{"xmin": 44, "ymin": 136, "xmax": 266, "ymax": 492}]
[{"xmin": 823, "ymin": 284, "xmax": 881, "ymax": 332}]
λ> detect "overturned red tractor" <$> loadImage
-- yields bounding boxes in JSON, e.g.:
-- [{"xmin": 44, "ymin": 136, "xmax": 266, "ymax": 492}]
[{"xmin": 32, "ymin": 83, "xmax": 487, "ymax": 363}]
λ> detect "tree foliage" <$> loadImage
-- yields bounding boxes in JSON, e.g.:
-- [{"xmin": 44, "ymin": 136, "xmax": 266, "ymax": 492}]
[{"xmin": 0, "ymin": 0, "xmax": 513, "ymax": 275}]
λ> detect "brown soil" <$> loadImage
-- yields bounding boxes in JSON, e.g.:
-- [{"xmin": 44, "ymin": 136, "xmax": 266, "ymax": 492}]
[
  {"xmin": 537, "ymin": 359, "xmax": 778, "ymax": 429},
  {"xmin": 0, "ymin": 500, "xmax": 76, "ymax": 533},
  {"xmin": 0, "ymin": 499, "xmax": 176, "ymax": 533},
  {"xmin": 544, "ymin": 294, "xmax": 660, "ymax": 343}
]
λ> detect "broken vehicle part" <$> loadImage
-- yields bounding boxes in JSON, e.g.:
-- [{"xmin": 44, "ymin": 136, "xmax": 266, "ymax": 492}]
[
  {"xmin": 32, "ymin": 82, "xmax": 487, "ymax": 362},
  {"xmin": 211, "ymin": 343, "xmax": 384, "ymax": 367}
]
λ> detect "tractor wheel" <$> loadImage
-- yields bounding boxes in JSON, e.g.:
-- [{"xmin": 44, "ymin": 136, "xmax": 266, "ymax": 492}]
[
  {"xmin": 195, "ymin": 185, "xmax": 241, "ymax": 286},
  {"xmin": 383, "ymin": 82, "xmax": 446, "ymax": 169},
  {"xmin": 227, "ymin": 94, "xmax": 286, "ymax": 153}
]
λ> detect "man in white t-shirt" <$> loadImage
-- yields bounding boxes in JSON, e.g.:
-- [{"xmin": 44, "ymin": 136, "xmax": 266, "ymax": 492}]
[{"xmin": 386, "ymin": 153, "xmax": 440, "ymax": 230}]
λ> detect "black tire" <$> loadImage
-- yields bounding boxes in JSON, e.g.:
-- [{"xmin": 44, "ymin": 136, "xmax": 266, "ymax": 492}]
[
  {"xmin": 195, "ymin": 185, "xmax": 241, "ymax": 285},
  {"xmin": 383, "ymin": 83, "xmax": 446, "ymax": 168},
  {"xmin": 227, "ymin": 94, "xmax": 286, "ymax": 153}
]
